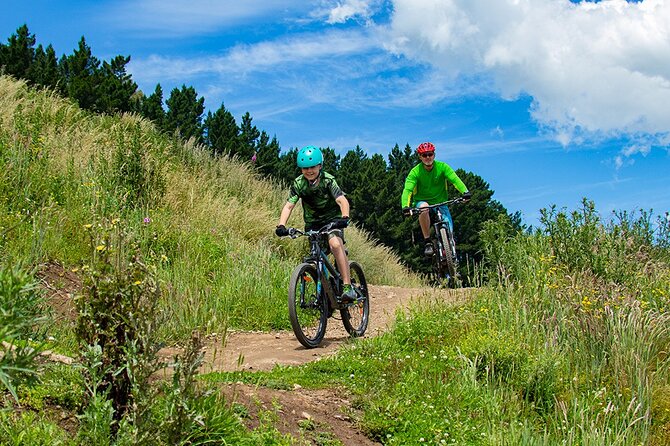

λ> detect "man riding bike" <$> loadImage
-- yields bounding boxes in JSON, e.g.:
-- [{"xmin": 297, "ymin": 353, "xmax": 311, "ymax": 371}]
[
  {"xmin": 275, "ymin": 145, "xmax": 357, "ymax": 303},
  {"xmin": 401, "ymin": 142, "xmax": 472, "ymax": 256}
]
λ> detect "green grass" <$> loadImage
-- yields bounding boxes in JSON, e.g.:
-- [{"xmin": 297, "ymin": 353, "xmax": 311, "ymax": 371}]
[
  {"xmin": 0, "ymin": 75, "xmax": 418, "ymax": 342},
  {"xmin": 2, "ymin": 76, "xmax": 670, "ymax": 444},
  {"xmin": 205, "ymin": 204, "xmax": 670, "ymax": 445}
]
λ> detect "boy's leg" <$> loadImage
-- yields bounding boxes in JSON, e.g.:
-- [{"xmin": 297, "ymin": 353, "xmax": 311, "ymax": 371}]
[
  {"xmin": 329, "ymin": 234, "xmax": 356, "ymax": 301},
  {"xmin": 329, "ymin": 234, "xmax": 350, "ymax": 284}
]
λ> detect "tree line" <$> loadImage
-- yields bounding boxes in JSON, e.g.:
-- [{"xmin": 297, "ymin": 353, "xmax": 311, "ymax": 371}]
[{"xmin": 0, "ymin": 24, "xmax": 522, "ymax": 279}]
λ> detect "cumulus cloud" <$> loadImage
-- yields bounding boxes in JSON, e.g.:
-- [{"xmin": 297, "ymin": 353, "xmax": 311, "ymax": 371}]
[{"xmin": 385, "ymin": 0, "xmax": 670, "ymax": 146}]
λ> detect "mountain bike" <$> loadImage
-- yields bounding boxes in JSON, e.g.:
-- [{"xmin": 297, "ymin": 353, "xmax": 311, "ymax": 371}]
[
  {"xmin": 405, "ymin": 197, "xmax": 467, "ymax": 287},
  {"xmin": 278, "ymin": 222, "xmax": 369, "ymax": 348}
]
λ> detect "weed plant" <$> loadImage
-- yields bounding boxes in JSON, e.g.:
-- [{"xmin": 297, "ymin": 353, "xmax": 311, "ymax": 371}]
[{"xmin": 0, "ymin": 265, "xmax": 48, "ymax": 401}]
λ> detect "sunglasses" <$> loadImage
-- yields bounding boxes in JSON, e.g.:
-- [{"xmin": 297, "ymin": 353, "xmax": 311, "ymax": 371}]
[{"xmin": 420, "ymin": 152, "xmax": 435, "ymax": 158}]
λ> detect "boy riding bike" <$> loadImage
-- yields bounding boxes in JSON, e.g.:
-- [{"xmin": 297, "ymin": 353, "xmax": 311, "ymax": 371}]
[
  {"xmin": 401, "ymin": 142, "xmax": 471, "ymax": 256},
  {"xmin": 275, "ymin": 145, "xmax": 357, "ymax": 303}
]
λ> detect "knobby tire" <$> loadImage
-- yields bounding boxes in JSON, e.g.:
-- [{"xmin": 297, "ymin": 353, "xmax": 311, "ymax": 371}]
[
  {"xmin": 288, "ymin": 263, "xmax": 328, "ymax": 348},
  {"xmin": 439, "ymin": 227, "xmax": 457, "ymax": 279},
  {"xmin": 340, "ymin": 261, "xmax": 369, "ymax": 337}
]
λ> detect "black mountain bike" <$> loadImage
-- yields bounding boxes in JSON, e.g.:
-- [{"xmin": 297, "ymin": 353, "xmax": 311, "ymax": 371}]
[
  {"xmin": 405, "ymin": 197, "xmax": 467, "ymax": 287},
  {"xmin": 279, "ymin": 222, "xmax": 369, "ymax": 348}
]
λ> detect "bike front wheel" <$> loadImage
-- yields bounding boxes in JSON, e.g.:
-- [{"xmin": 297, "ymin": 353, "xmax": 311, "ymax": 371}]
[
  {"xmin": 340, "ymin": 261, "xmax": 369, "ymax": 337},
  {"xmin": 439, "ymin": 226, "xmax": 457, "ymax": 279},
  {"xmin": 288, "ymin": 263, "xmax": 328, "ymax": 348}
]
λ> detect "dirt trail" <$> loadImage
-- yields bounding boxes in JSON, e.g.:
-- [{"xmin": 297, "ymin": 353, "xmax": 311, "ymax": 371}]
[
  {"xmin": 159, "ymin": 284, "xmax": 469, "ymax": 446},
  {"xmin": 39, "ymin": 263, "xmax": 471, "ymax": 445},
  {"xmin": 160, "ymin": 285, "xmax": 466, "ymax": 374}
]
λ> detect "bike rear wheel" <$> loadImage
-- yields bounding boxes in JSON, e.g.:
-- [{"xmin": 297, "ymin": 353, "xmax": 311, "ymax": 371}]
[
  {"xmin": 288, "ymin": 263, "xmax": 328, "ymax": 348},
  {"xmin": 341, "ymin": 261, "xmax": 369, "ymax": 337}
]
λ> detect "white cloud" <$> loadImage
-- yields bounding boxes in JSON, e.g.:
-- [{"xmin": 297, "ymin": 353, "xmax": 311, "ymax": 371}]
[
  {"xmin": 129, "ymin": 29, "xmax": 377, "ymax": 82},
  {"xmin": 325, "ymin": 0, "xmax": 375, "ymax": 23},
  {"xmin": 385, "ymin": 0, "xmax": 670, "ymax": 146},
  {"xmin": 108, "ymin": 0, "xmax": 307, "ymax": 35}
]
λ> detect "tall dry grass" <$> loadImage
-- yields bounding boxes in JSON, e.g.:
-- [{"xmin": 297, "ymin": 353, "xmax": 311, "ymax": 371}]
[{"xmin": 0, "ymin": 75, "xmax": 418, "ymax": 341}]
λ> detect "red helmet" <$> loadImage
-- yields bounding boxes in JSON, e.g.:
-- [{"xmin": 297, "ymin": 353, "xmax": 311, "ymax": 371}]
[{"xmin": 417, "ymin": 142, "xmax": 435, "ymax": 154}]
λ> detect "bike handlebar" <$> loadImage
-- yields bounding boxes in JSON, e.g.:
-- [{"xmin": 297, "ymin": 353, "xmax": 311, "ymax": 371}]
[
  {"xmin": 281, "ymin": 221, "xmax": 344, "ymax": 239},
  {"xmin": 403, "ymin": 197, "xmax": 468, "ymax": 217}
]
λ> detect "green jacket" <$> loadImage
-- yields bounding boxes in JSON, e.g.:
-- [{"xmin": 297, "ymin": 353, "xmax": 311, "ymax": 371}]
[
  {"xmin": 401, "ymin": 161, "xmax": 468, "ymax": 208},
  {"xmin": 288, "ymin": 171, "xmax": 344, "ymax": 229}
]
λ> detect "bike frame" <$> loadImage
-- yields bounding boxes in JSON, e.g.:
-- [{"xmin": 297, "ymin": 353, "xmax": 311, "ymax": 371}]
[
  {"xmin": 289, "ymin": 226, "xmax": 344, "ymax": 311},
  {"xmin": 407, "ymin": 197, "xmax": 465, "ymax": 281},
  {"xmin": 430, "ymin": 206, "xmax": 456, "ymax": 262}
]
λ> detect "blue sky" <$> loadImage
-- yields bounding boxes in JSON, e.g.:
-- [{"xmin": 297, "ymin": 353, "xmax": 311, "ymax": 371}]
[{"xmin": 3, "ymin": 0, "xmax": 669, "ymax": 228}]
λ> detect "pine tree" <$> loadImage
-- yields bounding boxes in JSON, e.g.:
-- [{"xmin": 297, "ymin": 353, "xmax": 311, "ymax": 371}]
[
  {"xmin": 139, "ymin": 84, "xmax": 166, "ymax": 129},
  {"xmin": 255, "ymin": 131, "xmax": 282, "ymax": 178},
  {"xmin": 164, "ymin": 85, "xmax": 205, "ymax": 142},
  {"xmin": 203, "ymin": 102, "xmax": 239, "ymax": 156},
  {"xmin": 321, "ymin": 147, "xmax": 340, "ymax": 175},
  {"xmin": 98, "ymin": 55, "xmax": 137, "ymax": 113},
  {"xmin": 28, "ymin": 44, "xmax": 61, "ymax": 91},
  {"xmin": 0, "ymin": 24, "xmax": 36, "ymax": 80},
  {"xmin": 59, "ymin": 37, "xmax": 102, "ymax": 112},
  {"xmin": 276, "ymin": 148, "xmax": 300, "ymax": 183},
  {"xmin": 237, "ymin": 112, "xmax": 259, "ymax": 161}
]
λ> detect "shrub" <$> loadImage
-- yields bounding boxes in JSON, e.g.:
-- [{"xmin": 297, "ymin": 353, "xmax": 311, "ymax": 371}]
[{"xmin": 0, "ymin": 264, "xmax": 47, "ymax": 400}]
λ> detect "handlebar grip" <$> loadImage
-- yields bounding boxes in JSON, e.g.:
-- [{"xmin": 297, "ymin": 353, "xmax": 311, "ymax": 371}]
[{"xmin": 331, "ymin": 219, "xmax": 348, "ymax": 229}]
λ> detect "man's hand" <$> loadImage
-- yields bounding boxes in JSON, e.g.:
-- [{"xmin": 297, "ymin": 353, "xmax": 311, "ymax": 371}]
[
  {"xmin": 462, "ymin": 191, "xmax": 472, "ymax": 202},
  {"xmin": 275, "ymin": 225, "xmax": 289, "ymax": 237},
  {"xmin": 332, "ymin": 217, "xmax": 350, "ymax": 229}
]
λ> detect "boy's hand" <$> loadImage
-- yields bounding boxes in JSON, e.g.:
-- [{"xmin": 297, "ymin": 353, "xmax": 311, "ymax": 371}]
[
  {"xmin": 275, "ymin": 225, "xmax": 289, "ymax": 236},
  {"xmin": 333, "ymin": 217, "xmax": 349, "ymax": 229},
  {"xmin": 462, "ymin": 191, "xmax": 472, "ymax": 202}
]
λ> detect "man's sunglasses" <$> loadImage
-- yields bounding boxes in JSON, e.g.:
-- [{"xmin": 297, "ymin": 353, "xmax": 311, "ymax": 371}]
[{"xmin": 420, "ymin": 152, "xmax": 435, "ymax": 158}]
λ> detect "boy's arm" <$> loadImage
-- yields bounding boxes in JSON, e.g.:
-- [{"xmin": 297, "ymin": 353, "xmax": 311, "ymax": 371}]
[
  {"xmin": 335, "ymin": 195, "xmax": 350, "ymax": 218},
  {"xmin": 278, "ymin": 201, "xmax": 296, "ymax": 226}
]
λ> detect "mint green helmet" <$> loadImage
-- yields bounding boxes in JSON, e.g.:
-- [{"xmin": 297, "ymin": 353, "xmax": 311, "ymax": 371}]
[{"xmin": 297, "ymin": 146, "xmax": 323, "ymax": 168}]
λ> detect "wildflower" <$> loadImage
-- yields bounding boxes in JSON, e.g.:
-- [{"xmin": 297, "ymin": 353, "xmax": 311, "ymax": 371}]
[
  {"xmin": 161, "ymin": 254, "xmax": 168, "ymax": 262},
  {"xmin": 96, "ymin": 245, "xmax": 106, "ymax": 252},
  {"xmin": 143, "ymin": 217, "xmax": 151, "ymax": 224},
  {"xmin": 111, "ymin": 218, "xmax": 120, "ymax": 225},
  {"xmin": 134, "ymin": 280, "xmax": 142, "ymax": 285},
  {"xmin": 251, "ymin": 153, "xmax": 257, "ymax": 163},
  {"xmin": 83, "ymin": 224, "xmax": 93, "ymax": 229}
]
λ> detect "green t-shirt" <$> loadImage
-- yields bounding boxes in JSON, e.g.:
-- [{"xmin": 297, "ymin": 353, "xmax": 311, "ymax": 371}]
[
  {"xmin": 288, "ymin": 171, "xmax": 344, "ymax": 229},
  {"xmin": 401, "ymin": 161, "xmax": 468, "ymax": 208}
]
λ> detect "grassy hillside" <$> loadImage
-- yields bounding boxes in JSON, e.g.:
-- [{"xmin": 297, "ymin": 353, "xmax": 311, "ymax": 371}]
[{"xmin": 0, "ymin": 75, "xmax": 418, "ymax": 341}]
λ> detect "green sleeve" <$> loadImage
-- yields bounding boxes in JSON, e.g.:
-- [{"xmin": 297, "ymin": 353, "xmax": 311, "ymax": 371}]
[
  {"xmin": 401, "ymin": 167, "xmax": 418, "ymax": 208},
  {"xmin": 443, "ymin": 164, "xmax": 468, "ymax": 194}
]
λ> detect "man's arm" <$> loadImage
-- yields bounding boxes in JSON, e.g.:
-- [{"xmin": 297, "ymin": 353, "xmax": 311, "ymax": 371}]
[
  {"xmin": 443, "ymin": 165, "xmax": 468, "ymax": 194},
  {"xmin": 401, "ymin": 169, "xmax": 418, "ymax": 208}
]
